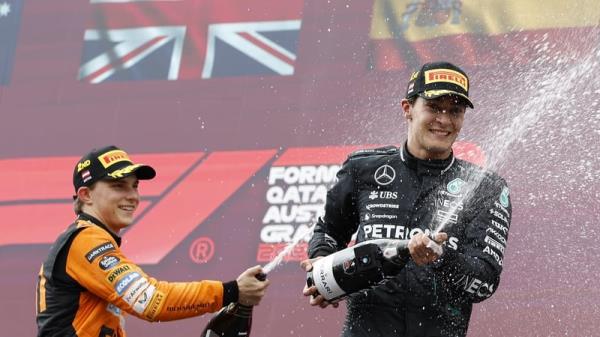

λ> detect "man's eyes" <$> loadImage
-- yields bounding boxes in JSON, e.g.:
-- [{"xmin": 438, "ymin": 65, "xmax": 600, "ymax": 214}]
[
  {"xmin": 110, "ymin": 182, "xmax": 130, "ymax": 189},
  {"xmin": 111, "ymin": 183, "xmax": 138, "ymax": 189},
  {"xmin": 448, "ymin": 108, "xmax": 465, "ymax": 115},
  {"xmin": 426, "ymin": 105, "xmax": 464, "ymax": 115}
]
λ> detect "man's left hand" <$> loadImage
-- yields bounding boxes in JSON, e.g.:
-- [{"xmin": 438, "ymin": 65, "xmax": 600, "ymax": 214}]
[{"xmin": 408, "ymin": 232, "xmax": 448, "ymax": 265}]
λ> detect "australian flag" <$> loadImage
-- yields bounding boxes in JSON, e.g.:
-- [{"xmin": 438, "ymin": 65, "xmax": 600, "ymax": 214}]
[
  {"xmin": 0, "ymin": 0, "xmax": 23, "ymax": 85},
  {"xmin": 78, "ymin": 0, "xmax": 303, "ymax": 83}
]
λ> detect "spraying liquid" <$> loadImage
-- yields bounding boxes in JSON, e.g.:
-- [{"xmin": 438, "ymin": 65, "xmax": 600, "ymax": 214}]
[
  {"xmin": 433, "ymin": 34, "xmax": 600, "ymax": 235},
  {"xmin": 263, "ymin": 223, "xmax": 314, "ymax": 274}
]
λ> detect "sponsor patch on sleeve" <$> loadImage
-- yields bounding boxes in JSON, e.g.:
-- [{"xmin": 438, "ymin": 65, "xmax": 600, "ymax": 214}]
[
  {"xmin": 106, "ymin": 264, "xmax": 133, "ymax": 284},
  {"xmin": 99, "ymin": 255, "xmax": 121, "ymax": 270},
  {"xmin": 145, "ymin": 290, "xmax": 166, "ymax": 320},
  {"xmin": 122, "ymin": 278, "xmax": 150, "ymax": 306},
  {"xmin": 106, "ymin": 303, "xmax": 122, "ymax": 317},
  {"xmin": 85, "ymin": 242, "xmax": 116, "ymax": 263},
  {"xmin": 499, "ymin": 186, "xmax": 510, "ymax": 208},
  {"xmin": 133, "ymin": 284, "xmax": 156, "ymax": 314},
  {"xmin": 114, "ymin": 272, "xmax": 141, "ymax": 295}
]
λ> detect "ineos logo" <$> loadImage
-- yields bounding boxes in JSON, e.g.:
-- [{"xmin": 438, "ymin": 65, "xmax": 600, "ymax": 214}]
[
  {"xmin": 189, "ymin": 237, "xmax": 215, "ymax": 264},
  {"xmin": 374, "ymin": 165, "xmax": 396, "ymax": 186}
]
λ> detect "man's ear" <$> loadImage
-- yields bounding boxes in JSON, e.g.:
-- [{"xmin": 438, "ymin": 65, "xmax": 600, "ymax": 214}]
[
  {"xmin": 76, "ymin": 186, "xmax": 93, "ymax": 205},
  {"xmin": 401, "ymin": 99, "xmax": 412, "ymax": 121}
]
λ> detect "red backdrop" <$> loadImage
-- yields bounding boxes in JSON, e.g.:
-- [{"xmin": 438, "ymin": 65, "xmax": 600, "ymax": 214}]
[{"xmin": 1, "ymin": 0, "xmax": 600, "ymax": 336}]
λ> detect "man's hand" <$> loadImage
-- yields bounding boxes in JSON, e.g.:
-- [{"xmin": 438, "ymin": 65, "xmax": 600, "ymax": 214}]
[
  {"xmin": 300, "ymin": 257, "xmax": 340, "ymax": 309},
  {"xmin": 408, "ymin": 232, "xmax": 448, "ymax": 266},
  {"xmin": 236, "ymin": 265, "xmax": 270, "ymax": 306}
]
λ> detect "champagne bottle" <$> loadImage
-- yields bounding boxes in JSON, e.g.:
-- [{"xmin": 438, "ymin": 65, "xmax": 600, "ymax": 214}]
[
  {"xmin": 306, "ymin": 239, "xmax": 441, "ymax": 302},
  {"xmin": 201, "ymin": 302, "xmax": 254, "ymax": 337},
  {"xmin": 200, "ymin": 273, "xmax": 266, "ymax": 337}
]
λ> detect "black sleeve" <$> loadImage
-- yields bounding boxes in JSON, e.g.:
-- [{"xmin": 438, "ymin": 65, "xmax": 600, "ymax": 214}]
[
  {"xmin": 308, "ymin": 158, "xmax": 360, "ymax": 258},
  {"xmin": 222, "ymin": 280, "xmax": 239, "ymax": 306},
  {"xmin": 433, "ymin": 175, "xmax": 511, "ymax": 304}
]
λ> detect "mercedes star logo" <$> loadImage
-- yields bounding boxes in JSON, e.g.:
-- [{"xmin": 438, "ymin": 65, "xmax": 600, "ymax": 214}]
[{"xmin": 374, "ymin": 165, "xmax": 396, "ymax": 185}]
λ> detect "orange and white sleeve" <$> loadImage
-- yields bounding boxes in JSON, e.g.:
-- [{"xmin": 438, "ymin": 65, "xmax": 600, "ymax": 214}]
[{"xmin": 66, "ymin": 225, "xmax": 239, "ymax": 321}]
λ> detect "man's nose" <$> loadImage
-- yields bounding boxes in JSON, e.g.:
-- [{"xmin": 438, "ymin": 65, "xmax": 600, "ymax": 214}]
[
  {"xmin": 126, "ymin": 187, "xmax": 139, "ymax": 200},
  {"xmin": 435, "ymin": 110, "xmax": 452, "ymax": 123}
]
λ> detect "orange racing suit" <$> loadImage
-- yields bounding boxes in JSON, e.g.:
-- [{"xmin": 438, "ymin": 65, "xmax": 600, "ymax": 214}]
[{"xmin": 36, "ymin": 213, "xmax": 238, "ymax": 337}]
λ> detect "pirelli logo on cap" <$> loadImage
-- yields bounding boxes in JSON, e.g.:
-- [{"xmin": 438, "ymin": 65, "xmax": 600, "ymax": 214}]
[
  {"xmin": 425, "ymin": 69, "xmax": 468, "ymax": 92},
  {"xmin": 99, "ymin": 150, "xmax": 131, "ymax": 168}
]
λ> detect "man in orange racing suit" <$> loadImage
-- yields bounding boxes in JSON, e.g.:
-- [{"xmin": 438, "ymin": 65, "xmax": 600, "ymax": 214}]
[{"xmin": 36, "ymin": 145, "xmax": 270, "ymax": 337}]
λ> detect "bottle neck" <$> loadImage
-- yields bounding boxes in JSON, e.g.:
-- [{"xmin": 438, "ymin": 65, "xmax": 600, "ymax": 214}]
[
  {"xmin": 380, "ymin": 239, "xmax": 410, "ymax": 265},
  {"xmin": 226, "ymin": 303, "xmax": 253, "ymax": 317}
]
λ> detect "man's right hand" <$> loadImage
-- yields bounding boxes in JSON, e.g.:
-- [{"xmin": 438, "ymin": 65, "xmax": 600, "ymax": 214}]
[
  {"xmin": 300, "ymin": 257, "xmax": 340, "ymax": 309},
  {"xmin": 236, "ymin": 265, "xmax": 270, "ymax": 306}
]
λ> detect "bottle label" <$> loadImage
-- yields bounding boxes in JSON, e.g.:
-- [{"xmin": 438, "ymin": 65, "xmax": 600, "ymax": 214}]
[{"xmin": 311, "ymin": 255, "xmax": 346, "ymax": 300}]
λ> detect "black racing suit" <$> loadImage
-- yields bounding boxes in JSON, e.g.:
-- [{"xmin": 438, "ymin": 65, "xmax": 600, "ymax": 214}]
[{"xmin": 308, "ymin": 145, "xmax": 511, "ymax": 337}]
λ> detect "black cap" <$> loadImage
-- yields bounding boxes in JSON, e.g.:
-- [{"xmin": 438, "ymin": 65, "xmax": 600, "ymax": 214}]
[
  {"xmin": 73, "ymin": 145, "xmax": 156, "ymax": 193},
  {"xmin": 405, "ymin": 61, "xmax": 474, "ymax": 108}
]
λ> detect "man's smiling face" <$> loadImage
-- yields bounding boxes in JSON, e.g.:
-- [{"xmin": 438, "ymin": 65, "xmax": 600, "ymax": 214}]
[{"xmin": 403, "ymin": 95, "xmax": 466, "ymax": 160}]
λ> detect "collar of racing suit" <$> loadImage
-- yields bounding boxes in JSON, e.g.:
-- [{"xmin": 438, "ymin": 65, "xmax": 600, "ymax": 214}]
[
  {"xmin": 77, "ymin": 212, "xmax": 122, "ymax": 246},
  {"xmin": 400, "ymin": 142, "xmax": 455, "ymax": 176}
]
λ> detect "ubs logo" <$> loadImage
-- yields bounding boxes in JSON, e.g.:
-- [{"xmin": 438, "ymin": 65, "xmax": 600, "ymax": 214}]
[
  {"xmin": 374, "ymin": 165, "xmax": 396, "ymax": 186},
  {"xmin": 369, "ymin": 191, "xmax": 398, "ymax": 200}
]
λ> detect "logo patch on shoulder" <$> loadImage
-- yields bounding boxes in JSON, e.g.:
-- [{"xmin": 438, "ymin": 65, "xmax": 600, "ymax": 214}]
[
  {"xmin": 374, "ymin": 165, "xmax": 396, "ymax": 186},
  {"xmin": 85, "ymin": 242, "xmax": 116, "ymax": 263},
  {"xmin": 99, "ymin": 255, "xmax": 121, "ymax": 270},
  {"xmin": 499, "ymin": 186, "xmax": 510, "ymax": 208},
  {"xmin": 446, "ymin": 178, "xmax": 466, "ymax": 195}
]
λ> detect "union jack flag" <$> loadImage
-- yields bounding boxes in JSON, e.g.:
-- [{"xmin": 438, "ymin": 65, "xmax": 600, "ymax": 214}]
[
  {"xmin": 0, "ymin": 0, "xmax": 23, "ymax": 85},
  {"xmin": 78, "ymin": 0, "xmax": 303, "ymax": 83}
]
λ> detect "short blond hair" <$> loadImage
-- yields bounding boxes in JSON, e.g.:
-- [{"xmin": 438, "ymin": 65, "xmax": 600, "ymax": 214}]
[
  {"xmin": 73, "ymin": 184, "xmax": 95, "ymax": 214},
  {"xmin": 73, "ymin": 197, "xmax": 84, "ymax": 215}
]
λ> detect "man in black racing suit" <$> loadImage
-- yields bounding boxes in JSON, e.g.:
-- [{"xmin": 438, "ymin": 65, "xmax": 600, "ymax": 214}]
[{"xmin": 301, "ymin": 62, "xmax": 511, "ymax": 337}]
